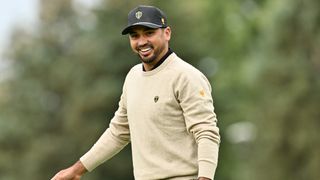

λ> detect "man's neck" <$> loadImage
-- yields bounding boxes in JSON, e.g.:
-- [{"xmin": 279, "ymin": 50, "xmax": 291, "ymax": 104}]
[{"xmin": 143, "ymin": 48, "xmax": 172, "ymax": 71}]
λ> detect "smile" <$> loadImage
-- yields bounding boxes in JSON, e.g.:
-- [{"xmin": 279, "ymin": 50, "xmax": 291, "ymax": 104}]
[
  {"xmin": 139, "ymin": 47, "xmax": 152, "ymax": 52},
  {"xmin": 138, "ymin": 47, "xmax": 153, "ymax": 57}
]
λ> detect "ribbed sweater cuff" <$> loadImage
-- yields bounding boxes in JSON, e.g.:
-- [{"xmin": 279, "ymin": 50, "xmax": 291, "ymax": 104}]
[
  {"xmin": 198, "ymin": 160, "xmax": 217, "ymax": 179},
  {"xmin": 80, "ymin": 152, "xmax": 101, "ymax": 172},
  {"xmin": 80, "ymin": 154, "xmax": 95, "ymax": 172},
  {"xmin": 79, "ymin": 131, "xmax": 128, "ymax": 171}
]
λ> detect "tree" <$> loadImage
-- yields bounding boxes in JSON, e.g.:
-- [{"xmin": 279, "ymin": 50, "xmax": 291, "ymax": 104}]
[{"xmin": 1, "ymin": 0, "xmax": 319, "ymax": 179}]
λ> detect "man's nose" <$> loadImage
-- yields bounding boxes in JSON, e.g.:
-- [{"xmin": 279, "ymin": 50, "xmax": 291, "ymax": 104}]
[{"xmin": 137, "ymin": 36, "xmax": 148, "ymax": 47}]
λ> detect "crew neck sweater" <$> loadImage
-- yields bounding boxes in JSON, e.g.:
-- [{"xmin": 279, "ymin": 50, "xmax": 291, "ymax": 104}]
[{"xmin": 80, "ymin": 53, "xmax": 220, "ymax": 179}]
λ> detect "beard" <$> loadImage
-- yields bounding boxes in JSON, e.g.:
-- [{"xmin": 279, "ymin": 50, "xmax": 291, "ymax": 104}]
[{"xmin": 137, "ymin": 42, "xmax": 166, "ymax": 64}]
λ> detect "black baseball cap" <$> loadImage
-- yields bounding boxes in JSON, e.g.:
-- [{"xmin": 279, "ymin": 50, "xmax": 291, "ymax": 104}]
[{"xmin": 121, "ymin": 5, "xmax": 168, "ymax": 35}]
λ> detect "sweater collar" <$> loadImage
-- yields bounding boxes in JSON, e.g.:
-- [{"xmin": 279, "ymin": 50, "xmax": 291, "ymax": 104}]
[{"xmin": 142, "ymin": 48, "xmax": 173, "ymax": 71}]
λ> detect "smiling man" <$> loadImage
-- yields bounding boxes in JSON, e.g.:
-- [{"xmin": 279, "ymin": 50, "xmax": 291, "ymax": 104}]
[
  {"xmin": 128, "ymin": 25, "xmax": 170, "ymax": 71},
  {"xmin": 51, "ymin": 5, "xmax": 220, "ymax": 180}
]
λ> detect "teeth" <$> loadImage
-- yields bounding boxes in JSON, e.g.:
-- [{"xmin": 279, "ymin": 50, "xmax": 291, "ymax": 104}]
[{"xmin": 140, "ymin": 47, "xmax": 151, "ymax": 52}]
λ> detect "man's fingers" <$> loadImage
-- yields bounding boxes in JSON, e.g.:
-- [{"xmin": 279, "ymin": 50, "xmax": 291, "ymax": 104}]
[{"xmin": 50, "ymin": 172, "xmax": 61, "ymax": 180}]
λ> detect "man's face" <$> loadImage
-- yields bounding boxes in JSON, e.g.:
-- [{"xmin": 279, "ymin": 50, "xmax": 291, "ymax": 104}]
[{"xmin": 128, "ymin": 26, "xmax": 171, "ymax": 65}]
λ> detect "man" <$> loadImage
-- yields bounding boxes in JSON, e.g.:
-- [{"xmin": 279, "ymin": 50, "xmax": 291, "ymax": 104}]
[{"xmin": 51, "ymin": 5, "xmax": 220, "ymax": 180}]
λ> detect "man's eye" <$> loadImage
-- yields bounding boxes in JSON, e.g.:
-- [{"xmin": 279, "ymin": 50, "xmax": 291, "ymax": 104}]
[
  {"xmin": 146, "ymin": 31, "xmax": 154, "ymax": 36},
  {"xmin": 130, "ymin": 34, "xmax": 138, "ymax": 38}
]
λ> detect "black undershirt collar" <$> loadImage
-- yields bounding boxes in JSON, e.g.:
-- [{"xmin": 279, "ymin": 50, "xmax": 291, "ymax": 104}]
[{"xmin": 142, "ymin": 48, "xmax": 173, "ymax": 71}]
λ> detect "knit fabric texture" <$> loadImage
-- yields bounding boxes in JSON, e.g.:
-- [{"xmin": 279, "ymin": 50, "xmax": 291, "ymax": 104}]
[{"xmin": 80, "ymin": 53, "xmax": 220, "ymax": 179}]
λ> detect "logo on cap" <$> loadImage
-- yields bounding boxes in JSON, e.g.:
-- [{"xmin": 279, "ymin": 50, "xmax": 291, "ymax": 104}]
[
  {"xmin": 161, "ymin": 18, "xmax": 165, "ymax": 25},
  {"xmin": 135, "ymin": 11, "xmax": 143, "ymax": 19}
]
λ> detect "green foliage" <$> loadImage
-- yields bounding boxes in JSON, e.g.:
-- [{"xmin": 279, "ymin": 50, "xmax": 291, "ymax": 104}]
[{"xmin": 0, "ymin": 0, "xmax": 319, "ymax": 179}]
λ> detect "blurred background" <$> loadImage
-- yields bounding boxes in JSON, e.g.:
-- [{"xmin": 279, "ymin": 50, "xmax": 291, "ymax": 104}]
[{"xmin": 0, "ymin": 0, "xmax": 319, "ymax": 179}]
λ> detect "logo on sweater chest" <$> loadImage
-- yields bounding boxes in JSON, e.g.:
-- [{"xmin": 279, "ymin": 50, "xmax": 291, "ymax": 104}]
[{"xmin": 154, "ymin": 96, "xmax": 159, "ymax": 103}]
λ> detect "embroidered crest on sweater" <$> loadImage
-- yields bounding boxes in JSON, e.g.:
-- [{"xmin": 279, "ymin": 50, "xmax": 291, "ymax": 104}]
[
  {"xmin": 200, "ymin": 89, "xmax": 205, "ymax": 97},
  {"xmin": 154, "ymin": 96, "xmax": 159, "ymax": 103}
]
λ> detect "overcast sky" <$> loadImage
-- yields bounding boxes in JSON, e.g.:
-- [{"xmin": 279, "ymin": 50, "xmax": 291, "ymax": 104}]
[
  {"xmin": 0, "ymin": 0, "xmax": 38, "ymax": 81},
  {"xmin": 0, "ymin": 0, "xmax": 102, "ymax": 57},
  {"xmin": 0, "ymin": 0, "xmax": 102, "ymax": 81},
  {"xmin": 0, "ymin": 0, "xmax": 39, "ymax": 56}
]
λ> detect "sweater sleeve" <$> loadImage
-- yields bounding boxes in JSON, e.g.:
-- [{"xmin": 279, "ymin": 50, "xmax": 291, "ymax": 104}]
[
  {"xmin": 80, "ymin": 82, "xmax": 130, "ymax": 171},
  {"xmin": 177, "ymin": 70, "xmax": 220, "ymax": 179}
]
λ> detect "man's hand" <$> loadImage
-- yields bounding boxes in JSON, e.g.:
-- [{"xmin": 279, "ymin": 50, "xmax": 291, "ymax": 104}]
[
  {"xmin": 51, "ymin": 161, "xmax": 87, "ymax": 180},
  {"xmin": 198, "ymin": 177, "xmax": 211, "ymax": 180}
]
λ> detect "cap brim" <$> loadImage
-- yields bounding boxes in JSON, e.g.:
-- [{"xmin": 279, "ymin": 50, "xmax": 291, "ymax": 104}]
[{"xmin": 121, "ymin": 22, "xmax": 163, "ymax": 35}]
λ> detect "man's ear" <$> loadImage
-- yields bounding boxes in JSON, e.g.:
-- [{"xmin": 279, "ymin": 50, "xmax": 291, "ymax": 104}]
[{"xmin": 164, "ymin": 27, "xmax": 171, "ymax": 41}]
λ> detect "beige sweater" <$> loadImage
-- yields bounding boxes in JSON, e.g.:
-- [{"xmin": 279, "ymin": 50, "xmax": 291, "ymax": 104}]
[{"xmin": 80, "ymin": 53, "xmax": 220, "ymax": 180}]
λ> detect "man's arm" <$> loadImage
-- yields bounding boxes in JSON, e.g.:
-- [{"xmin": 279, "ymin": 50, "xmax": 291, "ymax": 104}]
[
  {"xmin": 177, "ymin": 70, "xmax": 220, "ymax": 179},
  {"xmin": 52, "ymin": 80, "xmax": 130, "ymax": 179},
  {"xmin": 79, "ymin": 81, "xmax": 130, "ymax": 171},
  {"xmin": 51, "ymin": 161, "xmax": 87, "ymax": 180}
]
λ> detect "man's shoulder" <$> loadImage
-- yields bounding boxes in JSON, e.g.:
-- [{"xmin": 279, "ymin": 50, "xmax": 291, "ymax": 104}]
[
  {"xmin": 169, "ymin": 53, "xmax": 204, "ymax": 77},
  {"xmin": 122, "ymin": 63, "xmax": 142, "ymax": 84},
  {"xmin": 127, "ymin": 63, "xmax": 142, "ymax": 74}
]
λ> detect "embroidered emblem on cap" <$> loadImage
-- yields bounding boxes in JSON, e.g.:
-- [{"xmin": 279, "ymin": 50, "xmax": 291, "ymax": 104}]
[
  {"xmin": 161, "ymin": 18, "xmax": 165, "ymax": 25},
  {"xmin": 135, "ymin": 11, "xmax": 143, "ymax": 19}
]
